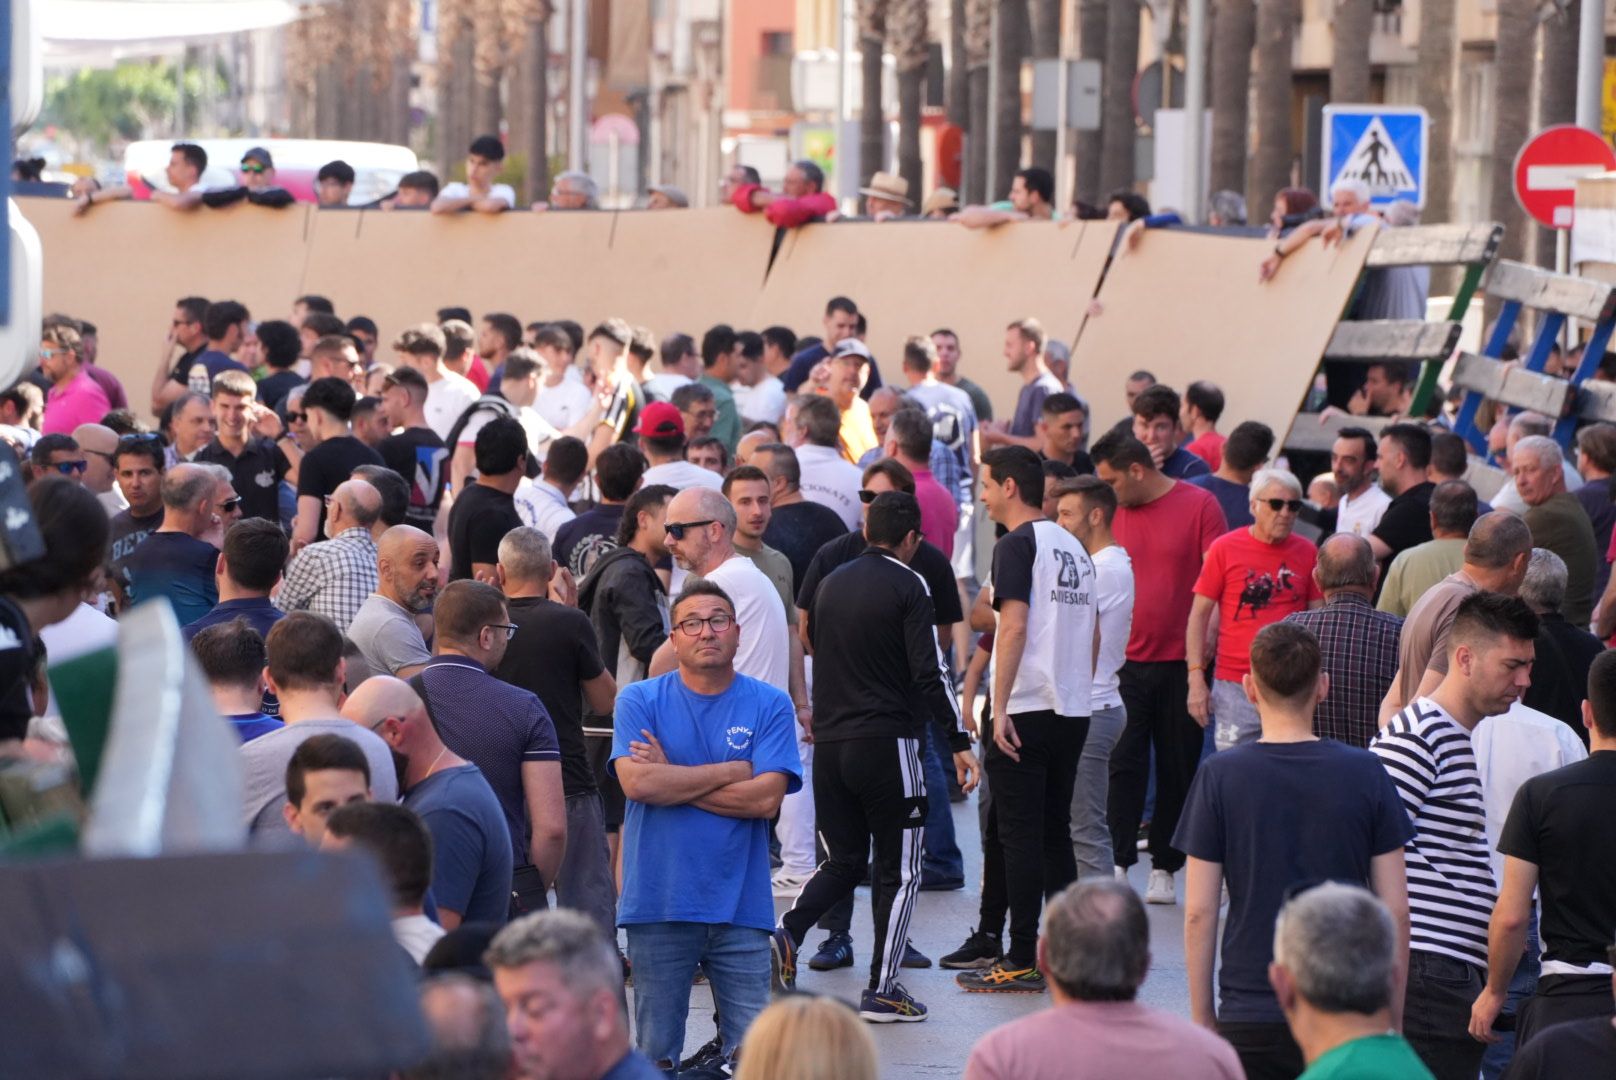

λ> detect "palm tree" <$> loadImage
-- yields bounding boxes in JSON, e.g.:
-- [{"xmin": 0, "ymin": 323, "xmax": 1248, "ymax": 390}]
[
  {"xmin": 891, "ymin": 0, "xmax": 929, "ymax": 204},
  {"xmin": 1098, "ymin": 0, "xmax": 1139, "ymax": 194},
  {"xmin": 950, "ymin": 0, "xmax": 970, "ymax": 126},
  {"xmin": 1075, "ymin": 0, "xmax": 1108, "ymax": 206},
  {"xmin": 994, "ymin": 0, "xmax": 1030, "ymax": 197},
  {"xmin": 860, "ymin": 0, "xmax": 888, "ymax": 189},
  {"xmin": 965, "ymin": 0, "xmax": 994, "ymax": 200},
  {"xmin": 471, "ymin": 0, "xmax": 505, "ymax": 138},
  {"xmin": 1415, "ymin": 0, "xmax": 1455, "ymax": 223},
  {"xmin": 1210, "ymin": 0, "xmax": 1254, "ymax": 197},
  {"xmin": 512, "ymin": 2, "xmax": 553, "ymax": 204},
  {"xmin": 1329, "ymin": 0, "xmax": 1372, "ymax": 103},
  {"xmin": 1248, "ymin": 0, "xmax": 1297, "ymax": 221},
  {"xmin": 1489, "ymin": 0, "xmax": 1534, "ymax": 267}
]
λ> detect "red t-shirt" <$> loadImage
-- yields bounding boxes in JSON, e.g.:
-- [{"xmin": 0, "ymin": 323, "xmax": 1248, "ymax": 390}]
[
  {"xmin": 1186, "ymin": 431, "xmax": 1226, "ymax": 472},
  {"xmin": 1193, "ymin": 528, "xmax": 1320, "ymax": 679},
  {"xmin": 1113, "ymin": 481, "xmax": 1227, "ymax": 663},
  {"xmin": 466, "ymin": 355, "xmax": 492, "ymax": 392}
]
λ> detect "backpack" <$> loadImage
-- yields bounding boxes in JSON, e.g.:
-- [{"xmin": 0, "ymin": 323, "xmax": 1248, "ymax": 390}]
[{"xmin": 445, "ymin": 393, "xmax": 540, "ymax": 480}]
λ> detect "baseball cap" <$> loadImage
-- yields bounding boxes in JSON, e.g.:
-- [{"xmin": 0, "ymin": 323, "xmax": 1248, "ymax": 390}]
[
  {"xmin": 633, "ymin": 401, "xmax": 685, "ymax": 438},
  {"xmin": 834, "ymin": 338, "xmax": 873, "ymax": 361},
  {"xmin": 240, "ymin": 147, "xmax": 274, "ymax": 168}
]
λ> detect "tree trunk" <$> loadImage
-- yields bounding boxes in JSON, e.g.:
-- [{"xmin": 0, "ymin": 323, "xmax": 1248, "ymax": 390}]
[
  {"xmin": 1075, "ymin": 0, "xmax": 1108, "ymax": 206},
  {"xmin": 993, "ymin": 0, "xmax": 1030, "ymax": 197},
  {"xmin": 512, "ymin": 16, "xmax": 551, "ymax": 203},
  {"xmin": 949, "ymin": 0, "xmax": 971, "ymax": 125},
  {"xmin": 964, "ymin": 0, "xmax": 994, "ymax": 201},
  {"xmin": 1210, "ymin": 0, "xmax": 1254, "ymax": 197},
  {"xmin": 1415, "ymin": 0, "xmax": 1455, "ymax": 224},
  {"xmin": 1099, "ymin": 0, "xmax": 1139, "ymax": 194},
  {"xmin": 1535, "ymin": 0, "xmax": 1578, "ymax": 267},
  {"xmin": 1489, "ymin": 0, "xmax": 1534, "ymax": 271},
  {"xmin": 862, "ymin": 37, "xmax": 887, "ymax": 187},
  {"xmin": 1028, "ymin": 0, "xmax": 1060, "ymax": 170},
  {"xmin": 1248, "ymin": 0, "xmax": 1296, "ymax": 221},
  {"xmin": 1329, "ymin": 0, "xmax": 1372, "ymax": 103},
  {"xmin": 892, "ymin": 0, "xmax": 929, "ymax": 204}
]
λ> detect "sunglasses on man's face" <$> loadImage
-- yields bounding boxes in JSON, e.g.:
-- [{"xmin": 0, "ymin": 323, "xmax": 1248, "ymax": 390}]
[
  {"xmin": 1261, "ymin": 498, "xmax": 1304, "ymax": 514},
  {"xmin": 241, "ymin": 163, "xmax": 269, "ymax": 174},
  {"xmin": 286, "ymin": 411, "xmax": 308, "ymax": 424},
  {"xmin": 663, "ymin": 519, "xmax": 715, "ymax": 540},
  {"xmin": 51, "ymin": 460, "xmax": 88, "ymax": 476},
  {"xmin": 219, "ymin": 497, "xmax": 242, "ymax": 514}
]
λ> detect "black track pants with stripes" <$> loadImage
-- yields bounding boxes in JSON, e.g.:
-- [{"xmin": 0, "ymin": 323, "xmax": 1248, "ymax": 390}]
[{"xmin": 780, "ymin": 736, "xmax": 926, "ymax": 994}]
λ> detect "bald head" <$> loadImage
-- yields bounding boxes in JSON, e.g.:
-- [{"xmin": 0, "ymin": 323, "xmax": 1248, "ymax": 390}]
[
  {"xmin": 340, "ymin": 674, "xmax": 428, "ymax": 729},
  {"xmin": 1465, "ymin": 511, "xmax": 1534, "ymax": 569},
  {"xmin": 71, "ymin": 423, "xmax": 118, "ymax": 456},
  {"xmin": 379, "ymin": 523, "xmax": 435, "ymax": 563},
  {"xmin": 331, "ymin": 478, "xmax": 383, "ymax": 533},
  {"xmin": 736, "ymin": 430, "xmax": 771, "ymax": 465},
  {"xmin": 1315, "ymin": 533, "xmax": 1377, "ymax": 593},
  {"xmin": 376, "ymin": 523, "xmax": 440, "ymax": 613},
  {"xmin": 667, "ymin": 486, "xmax": 737, "ymax": 535}
]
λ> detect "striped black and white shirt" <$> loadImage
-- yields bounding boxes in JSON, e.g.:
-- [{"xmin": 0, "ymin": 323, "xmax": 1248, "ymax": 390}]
[{"xmin": 1370, "ymin": 697, "xmax": 1497, "ymax": 969}]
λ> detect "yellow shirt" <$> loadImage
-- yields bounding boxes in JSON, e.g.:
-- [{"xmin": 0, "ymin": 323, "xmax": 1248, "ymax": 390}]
[{"xmin": 839, "ymin": 398, "xmax": 879, "ymax": 463}]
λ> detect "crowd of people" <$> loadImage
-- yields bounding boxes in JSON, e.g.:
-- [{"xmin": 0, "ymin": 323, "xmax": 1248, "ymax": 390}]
[{"xmin": 7, "ymin": 189, "xmax": 1616, "ymax": 1078}]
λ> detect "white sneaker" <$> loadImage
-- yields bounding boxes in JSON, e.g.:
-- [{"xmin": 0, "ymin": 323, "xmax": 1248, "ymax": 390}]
[
  {"xmin": 1113, "ymin": 865, "xmax": 1128, "ymax": 882},
  {"xmin": 1145, "ymin": 869, "xmax": 1176, "ymax": 905},
  {"xmin": 772, "ymin": 870, "xmax": 811, "ymax": 897}
]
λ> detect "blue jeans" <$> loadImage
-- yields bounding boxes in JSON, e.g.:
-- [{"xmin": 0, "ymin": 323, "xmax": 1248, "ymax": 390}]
[
  {"xmin": 1480, "ymin": 912, "xmax": 1541, "ymax": 1080},
  {"xmin": 921, "ymin": 723, "xmax": 963, "ymax": 882},
  {"xmin": 625, "ymin": 922, "xmax": 770, "ymax": 1071}
]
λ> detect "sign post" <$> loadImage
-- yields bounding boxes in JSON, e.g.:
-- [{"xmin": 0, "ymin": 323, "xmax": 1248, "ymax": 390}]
[
  {"xmin": 1513, "ymin": 124, "xmax": 1616, "ymax": 231},
  {"xmin": 1322, "ymin": 105, "xmax": 1428, "ymax": 207}
]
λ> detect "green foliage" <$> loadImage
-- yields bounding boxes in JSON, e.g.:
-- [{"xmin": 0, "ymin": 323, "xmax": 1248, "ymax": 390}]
[{"xmin": 42, "ymin": 59, "xmax": 227, "ymax": 155}]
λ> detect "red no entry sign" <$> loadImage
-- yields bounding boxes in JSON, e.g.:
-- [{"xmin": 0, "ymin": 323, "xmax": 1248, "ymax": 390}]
[{"xmin": 1514, "ymin": 125, "xmax": 1616, "ymax": 230}]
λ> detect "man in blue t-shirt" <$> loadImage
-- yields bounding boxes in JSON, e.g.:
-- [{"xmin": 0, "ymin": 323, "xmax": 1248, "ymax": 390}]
[
  {"xmin": 123, "ymin": 462, "xmax": 230, "ymax": 625},
  {"xmin": 1174, "ymin": 621, "xmax": 1413, "ymax": 1080},
  {"xmin": 612, "ymin": 579, "xmax": 801, "ymax": 1074},
  {"xmin": 345, "ymin": 675, "xmax": 514, "ymax": 928}
]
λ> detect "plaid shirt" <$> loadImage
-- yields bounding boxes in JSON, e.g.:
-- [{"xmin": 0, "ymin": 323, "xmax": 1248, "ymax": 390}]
[
  {"xmin": 1284, "ymin": 591, "xmax": 1403, "ymax": 748},
  {"xmin": 275, "ymin": 527, "xmax": 378, "ymax": 633}
]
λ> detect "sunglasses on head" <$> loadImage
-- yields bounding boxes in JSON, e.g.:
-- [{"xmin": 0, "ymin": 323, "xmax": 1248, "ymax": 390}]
[
  {"xmin": 663, "ymin": 519, "xmax": 715, "ymax": 540},
  {"xmin": 1261, "ymin": 498, "xmax": 1304, "ymax": 513},
  {"xmin": 51, "ymin": 460, "xmax": 87, "ymax": 476}
]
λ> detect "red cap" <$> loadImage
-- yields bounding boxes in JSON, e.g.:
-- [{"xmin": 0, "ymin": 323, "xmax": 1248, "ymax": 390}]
[{"xmin": 634, "ymin": 401, "xmax": 685, "ymax": 437}]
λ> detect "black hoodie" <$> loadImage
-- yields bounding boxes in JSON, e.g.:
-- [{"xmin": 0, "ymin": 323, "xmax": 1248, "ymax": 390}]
[{"xmin": 576, "ymin": 544, "xmax": 669, "ymax": 737}]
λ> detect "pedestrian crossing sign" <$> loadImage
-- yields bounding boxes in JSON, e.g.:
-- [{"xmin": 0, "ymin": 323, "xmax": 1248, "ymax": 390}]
[{"xmin": 1322, "ymin": 105, "xmax": 1428, "ymax": 208}]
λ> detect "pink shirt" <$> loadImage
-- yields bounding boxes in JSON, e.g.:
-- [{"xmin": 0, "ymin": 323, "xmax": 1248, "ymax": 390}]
[
  {"xmin": 42, "ymin": 370, "xmax": 112, "ymax": 436},
  {"xmin": 912, "ymin": 466, "xmax": 960, "ymax": 558},
  {"xmin": 966, "ymin": 1001, "xmax": 1244, "ymax": 1080}
]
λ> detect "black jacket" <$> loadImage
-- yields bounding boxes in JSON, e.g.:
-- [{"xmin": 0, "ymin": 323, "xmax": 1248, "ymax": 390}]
[
  {"xmin": 577, "ymin": 545, "xmax": 668, "ymax": 688},
  {"xmin": 808, "ymin": 547, "xmax": 967, "ymax": 750}
]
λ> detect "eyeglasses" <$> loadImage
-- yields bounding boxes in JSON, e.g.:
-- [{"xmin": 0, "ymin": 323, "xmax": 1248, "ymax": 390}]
[
  {"xmin": 1261, "ymin": 498, "xmax": 1304, "ymax": 514},
  {"xmin": 664, "ymin": 519, "xmax": 715, "ymax": 540},
  {"xmin": 677, "ymin": 613, "xmax": 734, "ymax": 636},
  {"xmin": 241, "ymin": 163, "xmax": 269, "ymax": 174},
  {"xmin": 484, "ymin": 623, "xmax": 519, "ymax": 641},
  {"xmin": 51, "ymin": 460, "xmax": 88, "ymax": 475},
  {"xmin": 286, "ymin": 411, "xmax": 308, "ymax": 424},
  {"xmin": 219, "ymin": 497, "xmax": 241, "ymax": 513}
]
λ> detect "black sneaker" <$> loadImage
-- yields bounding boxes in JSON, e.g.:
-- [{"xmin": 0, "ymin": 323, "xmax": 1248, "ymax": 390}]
[
  {"xmin": 899, "ymin": 940, "xmax": 932, "ymax": 968},
  {"xmin": 770, "ymin": 927, "xmax": 797, "ymax": 993},
  {"xmin": 859, "ymin": 982, "xmax": 928, "ymax": 1023},
  {"xmin": 678, "ymin": 1034, "xmax": 723, "ymax": 1072},
  {"xmin": 939, "ymin": 928, "xmax": 1001, "ymax": 970},
  {"xmin": 679, "ymin": 1056, "xmax": 736, "ymax": 1079},
  {"xmin": 807, "ymin": 930, "xmax": 855, "ymax": 971},
  {"xmin": 956, "ymin": 960, "xmax": 1047, "ymax": 993}
]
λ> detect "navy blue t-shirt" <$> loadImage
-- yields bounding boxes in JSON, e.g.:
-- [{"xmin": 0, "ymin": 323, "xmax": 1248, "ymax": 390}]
[
  {"xmin": 179, "ymin": 349, "xmax": 250, "ymax": 396},
  {"xmin": 554, "ymin": 504, "xmax": 626, "ymax": 579},
  {"xmin": 1171, "ymin": 739, "xmax": 1413, "ymax": 1023},
  {"xmin": 124, "ymin": 532, "xmax": 220, "ymax": 626},
  {"xmin": 1186, "ymin": 474, "xmax": 1253, "ymax": 532},
  {"xmin": 1161, "ymin": 446, "xmax": 1212, "ymax": 480},
  {"xmin": 405, "ymin": 763, "xmax": 515, "ymax": 925}
]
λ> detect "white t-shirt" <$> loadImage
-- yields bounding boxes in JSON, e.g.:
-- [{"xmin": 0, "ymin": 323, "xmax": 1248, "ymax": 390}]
[
  {"xmin": 1089, "ymin": 544, "xmax": 1135, "ymax": 711},
  {"xmin": 642, "ymin": 459, "xmax": 724, "ymax": 491},
  {"xmin": 642, "ymin": 372, "xmax": 693, "ymax": 402},
  {"xmin": 1471, "ymin": 701, "xmax": 1588, "ymax": 886},
  {"xmin": 514, "ymin": 478, "xmax": 576, "ymax": 541},
  {"xmin": 437, "ymin": 181, "xmax": 516, "ymax": 209},
  {"xmin": 796, "ymin": 444, "xmax": 864, "ymax": 531},
  {"xmin": 1335, "ymin": 483, "xmax": 1392, "ymax": 539},
  {"xmin": 733, "ymin": 376, "xmax": 787, "ymax": 425},
  {"xmin": 423, "ymin": 372, "xmax": 481, "ymax": 442},
  {"xmin": 704, "ymin": 554, "xmax": 790, "ymax": 690},
  {"xmin": 393, "ymin": 913, "xmax": 447, "ymax": 963},
  {"xmin": 534, "ymin": 377, "xmax": 595, "ymax": 432},
  {"xmin": 991, "ymin": 519, "xmax": 1098, "ymax": 716}
]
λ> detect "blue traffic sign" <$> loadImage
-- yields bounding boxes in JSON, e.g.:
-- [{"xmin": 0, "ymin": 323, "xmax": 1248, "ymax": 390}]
[{"xmin": 1322, "ymin": 105, "xmax": 1429, "ymax": 208}]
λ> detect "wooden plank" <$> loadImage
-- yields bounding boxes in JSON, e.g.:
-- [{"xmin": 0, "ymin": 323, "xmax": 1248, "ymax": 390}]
[
  {"xmin": 1483, "ymin": 260, "xmax": 1616, "ymax": 323},
  {"xmin": 1324, "ymin": 320, "xmax": 1460, "ymax": 362},
  {"xmin": 1575, "ymin": 379, "xmax": 1616, "ymax": 422},
  {"xmin": 1365, "ymin": 222, "xmax": 1502, "ymax": 269},
  {"xmin": 1450, "ymin": 352, "xmax": 1571, "ymax": 416},
  {"xmin": 1464, "ymin": 460, "xmax": 1510, "ymax": 502},
  {"xmin": 1282, "ymin": 412, "xmax": 1395, "ymax": 454}
]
